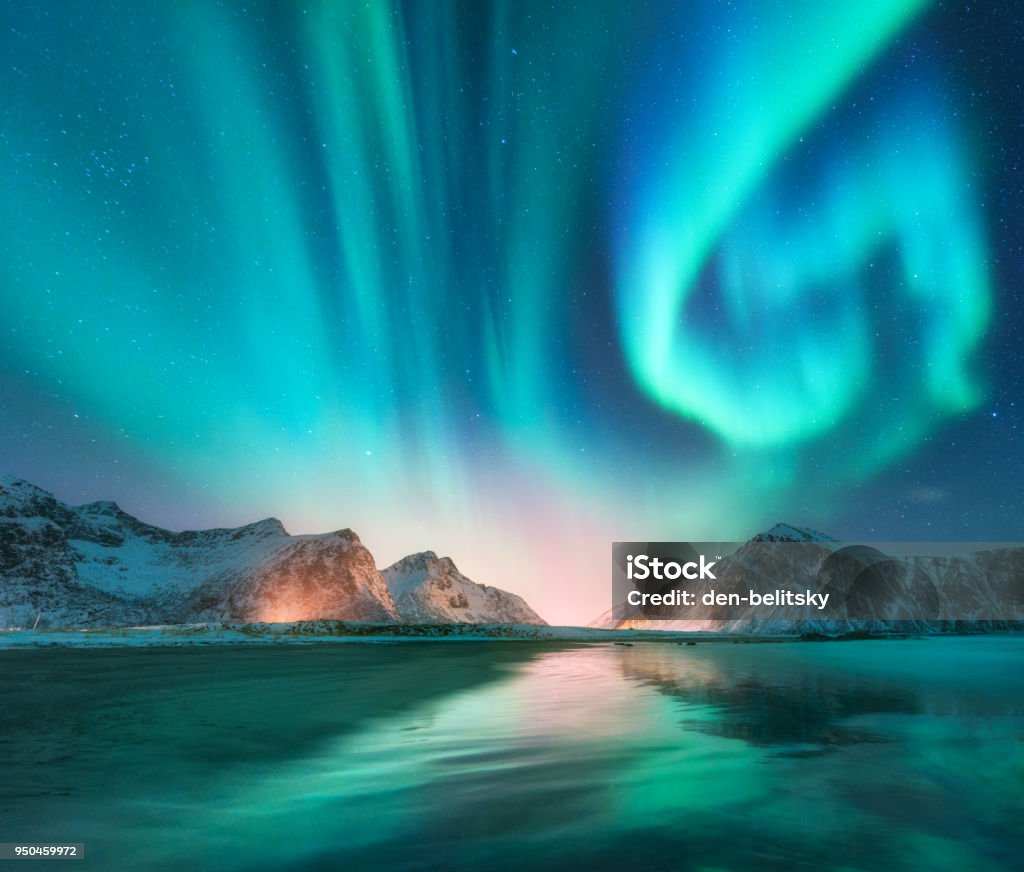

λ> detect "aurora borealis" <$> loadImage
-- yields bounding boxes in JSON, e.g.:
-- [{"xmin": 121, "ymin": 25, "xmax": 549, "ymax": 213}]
[
  {"xmin": 616, "ymin": 0, "xmax": 990, "ymax": 450},
  {"xmin": 0, "ymin": 1, "xmax": 1018, "ymax": 623}
]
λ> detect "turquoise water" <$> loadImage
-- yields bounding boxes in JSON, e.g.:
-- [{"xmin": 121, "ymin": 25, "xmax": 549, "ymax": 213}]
[{"xmin": 1, "ymin": 638, "xmax": 1022, "ymax": 870}]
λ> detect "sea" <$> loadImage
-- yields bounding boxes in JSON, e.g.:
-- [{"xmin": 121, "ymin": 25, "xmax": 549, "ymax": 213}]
[{"xmin": 1, "ymin": 636, "xmax": 1021, "ymax": 870}]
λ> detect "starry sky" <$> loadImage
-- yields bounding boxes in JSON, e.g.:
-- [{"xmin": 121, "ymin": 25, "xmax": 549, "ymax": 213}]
[{"xmin": 1, "ymin": 1, "xmax": 1021, "ymax": 624}]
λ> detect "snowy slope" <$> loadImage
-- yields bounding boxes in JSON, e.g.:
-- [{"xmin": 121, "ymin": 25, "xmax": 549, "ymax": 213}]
[
  {"xmin": 0, "ymin": 476, "xmax": 400, "ymax": 627},
  {"xmin": 382, "ymin": 551, "xmax": 546, "ymax": 625},
  {"xmin": 69, "ymin": 510, "xmax": 292, "ymax": 598}
]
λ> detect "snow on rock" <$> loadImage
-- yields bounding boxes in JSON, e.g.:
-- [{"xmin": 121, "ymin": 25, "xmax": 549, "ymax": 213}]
[
  {"xmin": 0, "ymin": 477, "xmax": 406, "ymax": 628},
  {"xmin": 382, "ymin": 551, "xmax": 546, "ymax": 625}
]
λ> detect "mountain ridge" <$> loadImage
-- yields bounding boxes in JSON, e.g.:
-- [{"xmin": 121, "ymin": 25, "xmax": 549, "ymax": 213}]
[{"xmin": 0, "ymin": 475, "xmax": 545, "ymax": 629}]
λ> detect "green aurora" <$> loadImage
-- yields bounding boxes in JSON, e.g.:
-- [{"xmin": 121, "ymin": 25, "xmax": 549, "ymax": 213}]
[{"xmin": 0, "ymin": 1, "xmax": 1001, "ymax": 622}]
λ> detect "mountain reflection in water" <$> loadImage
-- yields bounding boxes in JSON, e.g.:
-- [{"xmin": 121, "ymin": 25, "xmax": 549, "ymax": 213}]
[{"xmin": 0, "ymin": 638, "xmax": 1021, "ymax": 871}]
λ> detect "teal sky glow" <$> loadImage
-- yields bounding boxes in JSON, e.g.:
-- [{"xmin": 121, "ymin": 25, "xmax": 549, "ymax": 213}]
[{"xmin": 0, "ymin": 1, "xmax": 1006, "ymax": 623}]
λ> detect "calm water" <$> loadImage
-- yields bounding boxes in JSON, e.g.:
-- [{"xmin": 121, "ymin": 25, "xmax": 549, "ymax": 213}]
[{"xmin": 1, "ymin": 638, "xmax": 1022, "ymax": 871}]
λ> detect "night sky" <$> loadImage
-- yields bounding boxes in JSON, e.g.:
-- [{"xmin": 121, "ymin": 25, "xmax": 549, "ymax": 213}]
[{"xmin": 1, "ymin": 1, "xmax": 1021, "ymax": 623}]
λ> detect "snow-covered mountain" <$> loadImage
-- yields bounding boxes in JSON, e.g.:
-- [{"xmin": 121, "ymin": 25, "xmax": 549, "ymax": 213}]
[
  {"xmin": 382, "ymin": 551, "xmax": 546, "ymax": 625},
  {"xmin": 594, "ymin": 523, "xmax": 1024, "ymax": 634},
  {"xmin": 0, "ymin": 476, "xmax": 543, "ymax": 629}
]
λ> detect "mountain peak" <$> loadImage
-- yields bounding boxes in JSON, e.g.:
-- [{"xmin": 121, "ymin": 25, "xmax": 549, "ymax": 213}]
[
  {"xmin": 232, "ymin": 517, "xmax": 288, "ymax": 538},
  {"xmin": 0, "ymin": 475, "xmax": 67, "ymax": 521},
  {"xmin": 382, "ymin": 551, "xmax": 441, "ymax": 574},
  {"xmin": 78, "ymin": 499, "xmax": 128, "ymax": 518},
  {"xmin": 752, "ymin": 523, "xmax": 837, "ymax": 544},
  {"xmin": 0, "ymin": 474, "xmax": 57, "ymax": 501},
  {"xmin": 406, "ymin": 550, "xmax": 440, "ymax": 566},
  {"xmin": 381, "ymin": 551, "xmax": 545, "ymax": 625}
]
